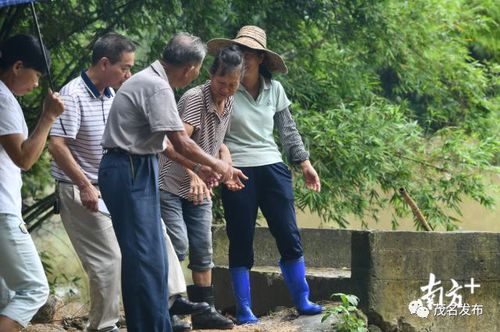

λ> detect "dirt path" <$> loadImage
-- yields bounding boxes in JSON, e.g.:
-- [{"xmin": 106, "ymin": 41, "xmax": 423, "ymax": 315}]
[{"xmin": 23, "ymin": 301, "xmax": 338, "ymax": 332}]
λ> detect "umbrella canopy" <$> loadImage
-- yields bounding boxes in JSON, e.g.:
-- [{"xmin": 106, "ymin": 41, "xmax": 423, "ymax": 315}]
[
  {"xmin": 0, "ymin": 0, "xmax": 54, "ymax": 90},
  {"xmin": 0, "ymin": 0, "xmax": 38, "ymax": 6}
]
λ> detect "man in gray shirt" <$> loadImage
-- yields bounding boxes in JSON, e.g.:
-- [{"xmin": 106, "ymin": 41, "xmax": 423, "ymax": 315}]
[{"xmin": 99, "ymin": 33, "xmax": 244, "ymax": 332}]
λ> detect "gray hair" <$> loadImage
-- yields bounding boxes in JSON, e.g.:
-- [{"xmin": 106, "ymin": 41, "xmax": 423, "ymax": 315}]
[
  {"xmin": 162, "ymin": 32, "xmax": 206, "ymax": 66},
  {"xmin": 92, "ymin": 32, "xmax": 135, "ymax": 65},
  {"xmin": 209, "ymin": 45, "xmax": 244, "ymax": 77}
]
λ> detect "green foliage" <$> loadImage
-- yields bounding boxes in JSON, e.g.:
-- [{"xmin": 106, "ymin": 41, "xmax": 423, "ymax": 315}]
[
  {"xmin": 2, "ymin": 0, "xmax": 497, "ymax": 229},
  {"xmin": 40, "ymin": 250, "xmax": 81, "ymax": 295},
  {"xmin": 293, "ymin": 100, "xmax": 497, "ymax": 230},
  {"xmin": 322, "ymin": 293, "xmax": 367, "ymax": 332}
]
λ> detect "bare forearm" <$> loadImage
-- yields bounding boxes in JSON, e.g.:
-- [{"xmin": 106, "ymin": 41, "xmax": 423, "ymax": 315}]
[
  {"xmin": 168, "ymin": 133, "xmax": 219, "ymax": 169},
  {"xmin": 18, "ymin": 115, "xmax": 54, "ymax": 170},
  {"xmin": 1, "ymin": 91, "xmax": 64, "ymax": 170},
  {"xmin": 219, "ymin": 144, "xmax": 232, "ymax": 165},
  {"xmin": 167, "ymin": 130, "xmax": 233, "ymax": 181},
  {"xmin": 163, "ymin": 143, "xmax": 198, "ymax": 171},
  {"xmin": 48, "ymin": 139, "xmax": 91, "ymax": 189}
]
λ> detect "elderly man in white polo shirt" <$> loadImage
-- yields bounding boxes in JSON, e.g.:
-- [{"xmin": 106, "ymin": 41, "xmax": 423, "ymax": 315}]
[{"xmin": 48, "ymin": 33, "xmax": 135, "ymax": 332}]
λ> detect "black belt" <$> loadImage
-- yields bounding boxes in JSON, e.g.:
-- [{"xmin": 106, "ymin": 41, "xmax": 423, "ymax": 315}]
[
  {"xmin": 103, "ymin": 147, "xmax": 129, "ymax": 155},
  {"xmin": 56, "ymin": 180, "xmax": 98, "ymax": 186}
]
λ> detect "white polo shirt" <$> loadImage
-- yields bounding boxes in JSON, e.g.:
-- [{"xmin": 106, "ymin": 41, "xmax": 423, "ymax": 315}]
[
  {"xmin": 0, "ymin": 80, "xmax": 29, "ymax": 217},
  {"xmin": 50, "ymin": 71, "xmax": 114, "ymax": 184}
]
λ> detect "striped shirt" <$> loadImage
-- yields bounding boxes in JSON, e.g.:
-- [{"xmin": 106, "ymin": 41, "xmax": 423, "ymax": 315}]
[
  {"xmin": 50, "ymin": 71, "xmax": 114, "ymax": 184},
  {"xmin": 159, "ymin": 81, "xmax": 233, "ymax": 199}
]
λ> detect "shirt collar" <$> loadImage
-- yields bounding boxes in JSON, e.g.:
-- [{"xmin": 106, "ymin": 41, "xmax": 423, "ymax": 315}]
[
  {"xmin": 202, "ymin": 81, "xmax": 215, "ymax": 113},
  {"xmin": 238, "ymin": 75, "xmax": 270, "ymax": 102},
  {"xmin": 150, "ymin": 60, "xmax": 170, "ymax": 83},
  {"xmin": 80, "ymin": 70, "xmax": 113, "ymax": 98},
  {"xmin": 238, "ymin": 75, "xmax": 270, "ymax": 93},
  {"xmin": 260, "ymin": 76, "xmax": 271, "ymax": 90},
  {"xmin": 203, "ymin": 80, "xmax": 232, "ymax": 119}
]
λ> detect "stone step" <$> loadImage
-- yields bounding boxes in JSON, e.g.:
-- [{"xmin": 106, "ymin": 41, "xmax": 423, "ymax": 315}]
[
  {"xmin": 213, "ymin": 265, "xmax": 355, "ymax": 316},
  {"xmin": 240, "ymin": 265, "xmax": 351, "ymax": 278}
]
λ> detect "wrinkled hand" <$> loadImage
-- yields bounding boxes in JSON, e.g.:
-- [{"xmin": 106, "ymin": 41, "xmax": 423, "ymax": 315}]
[
  {"xmin": 214, "ymin": 159, "xmax": 233, "ymax": 182},
  {"xmin": 224, "ymin": 167, "xmax": 248, "ymax": 191},
  {"xmin": 301, "ymin": 160, "xmax": 321, "ymax": 192},
  {"xmin": 189, "ymin": 172, "xmax": 212, "ymax": 204},
  {"xmin": 197, "ymin": 165, "xmax": 221, "ymax": 188},
  {"xmin": 43, "ymin": 89, "xmax": 64, "ymax": 120},
  {"xmin": 80, "ymin": 184, "xmax": 99, "ymax": 212}
]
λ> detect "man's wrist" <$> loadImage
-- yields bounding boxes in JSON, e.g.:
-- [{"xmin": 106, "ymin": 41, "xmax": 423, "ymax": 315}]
[
  {"xmin": 77, "ymin": 182, "xmax": 91, "ymax": 191},
  {"xmin": 192, "ymin": 162, "xmax": 202, "ymax": 175}
]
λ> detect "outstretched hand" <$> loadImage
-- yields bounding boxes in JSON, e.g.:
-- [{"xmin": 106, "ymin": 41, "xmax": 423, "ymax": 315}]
[
  {"xmin": 213, "ymin": 159, "xmax": 234, "ymax": 183},
  {"xmin": 224, "ymin": 167, "xmax": 248, "ymax": 191},
  {"xmin": 301, "ymin": 160, "xmax": 321, "ymax": 192},
  {"xmin": 197, "ymin": 165, "xmax": 221, "ymax": 188}
]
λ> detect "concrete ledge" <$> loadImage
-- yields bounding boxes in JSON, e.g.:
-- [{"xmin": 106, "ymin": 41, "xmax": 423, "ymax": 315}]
[
  {"xmin": 212, "ymin": 226, "xmax": 354, "ymax": 315},
  {"xmin": 212, "ymin": 226, "xmax": 500, "ymax": 331},
  {"xmin": 352, "ymin": 230, "xmax": 500, "ymax": 331},
  {"xmin": 213, "ymin": 266, "xmax": 353, "ymax": 316},
  {"xmin": 212, "ymin": 226, "xmax": 352, "ymax": 268}
]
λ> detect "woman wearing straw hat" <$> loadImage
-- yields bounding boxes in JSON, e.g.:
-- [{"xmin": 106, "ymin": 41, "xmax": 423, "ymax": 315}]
[{"xmin": 207, "ymin": 26, "xmax": 322, "ymax": 325}]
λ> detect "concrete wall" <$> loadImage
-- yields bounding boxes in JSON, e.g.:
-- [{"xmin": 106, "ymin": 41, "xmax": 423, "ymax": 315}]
[
  {"xmin": 212, "ymin": 226, "xmax": 352, "ymax": 268},
  {"xmin": 352, "ymin": 231, "xmax": 500, "ymax": 331},
  {"xmin": 212, "ymin": 226, "xmax": 500, "ymax": 331},
  {"xmin": 212, "ymin": 226, "xmax": 353, "ymax": 316}
]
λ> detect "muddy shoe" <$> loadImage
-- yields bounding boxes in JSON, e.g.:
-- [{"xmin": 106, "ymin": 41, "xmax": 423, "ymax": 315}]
[{"xmin": 171, "ymin": 314, "xmax": 191, "ymax": 332}]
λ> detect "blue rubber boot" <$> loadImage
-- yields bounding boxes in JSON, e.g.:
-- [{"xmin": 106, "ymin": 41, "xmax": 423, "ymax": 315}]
[
  {"xmin": 279, "ymin": 257, "xmax": 323, "ymax": 315},
  {"xmin": 230, "ymin": 267, "xmax": 259, "ymax": 325}
]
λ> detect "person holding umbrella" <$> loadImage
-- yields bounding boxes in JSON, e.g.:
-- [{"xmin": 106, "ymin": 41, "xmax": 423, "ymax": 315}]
[{"xmin": 0, "ymin": 34, "xmax": 64, "ymax": 332}]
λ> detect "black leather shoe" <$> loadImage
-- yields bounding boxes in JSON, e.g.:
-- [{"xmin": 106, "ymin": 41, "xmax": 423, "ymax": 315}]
[
  {"xmin": 187, "ymin": 285, "xmax": 234, "ymax": 330},
  {"xmin": 170, "ymin": 295, "xmax": 210, "ymax": 315},
  {"xmin": 171, "ymin": 314, "xmax": 191, "ymax": 332},
  {"xmin": 192, "ymin": 306, "xmax": 234, "ymax": 330}
]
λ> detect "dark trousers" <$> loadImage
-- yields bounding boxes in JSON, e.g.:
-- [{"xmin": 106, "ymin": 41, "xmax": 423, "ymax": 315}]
[
  {"xmin": 98, "ymin": 151, "xmax": 171, "ymax": 332},
  {"xmin": 221, "ymin": 162, "xmax": 303, "ymax": 269}
]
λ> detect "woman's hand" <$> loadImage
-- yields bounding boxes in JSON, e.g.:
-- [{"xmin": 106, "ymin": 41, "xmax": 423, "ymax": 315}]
[
  {"xmin": 189, "ymin": 171, "xmax": 212, "ymax": 204},
  {"xmin": 224, "ymin": 167, "xmax": 248, "ymax": 191},
  {"xmin": 42, "ymin": 89, "xmax": 64, "ymax": 121},
  {"xmin": 300, "ymin": 160, "xmax": 321, "ymax": 192}
]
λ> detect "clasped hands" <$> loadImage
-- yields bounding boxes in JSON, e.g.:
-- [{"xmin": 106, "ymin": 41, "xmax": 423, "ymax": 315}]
[{"xmin": 189, "ymin": 161, "xmax": 248, "ymax": 204}]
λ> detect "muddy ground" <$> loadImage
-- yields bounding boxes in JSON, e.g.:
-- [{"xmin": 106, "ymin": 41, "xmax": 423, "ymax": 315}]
[{"xmin": 22, "ymin": 300, "xmax": 341, "ymax": 332}]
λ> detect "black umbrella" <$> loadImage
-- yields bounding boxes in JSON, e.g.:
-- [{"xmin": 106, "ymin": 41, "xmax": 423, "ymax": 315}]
[{"xmin": 0, "ymin": 0, "xmax": 54, "ymax": 90}]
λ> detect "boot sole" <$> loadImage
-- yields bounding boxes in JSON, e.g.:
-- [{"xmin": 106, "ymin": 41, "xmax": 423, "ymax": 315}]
[{"xmin": 191, "ymin": 324, "xmax": 234, "ymax": 330}]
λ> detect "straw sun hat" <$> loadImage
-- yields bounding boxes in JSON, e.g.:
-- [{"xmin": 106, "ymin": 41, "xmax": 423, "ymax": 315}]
[{"xmin": 207, "ymin": 25, "xmax": 288, "ymax": 74}]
